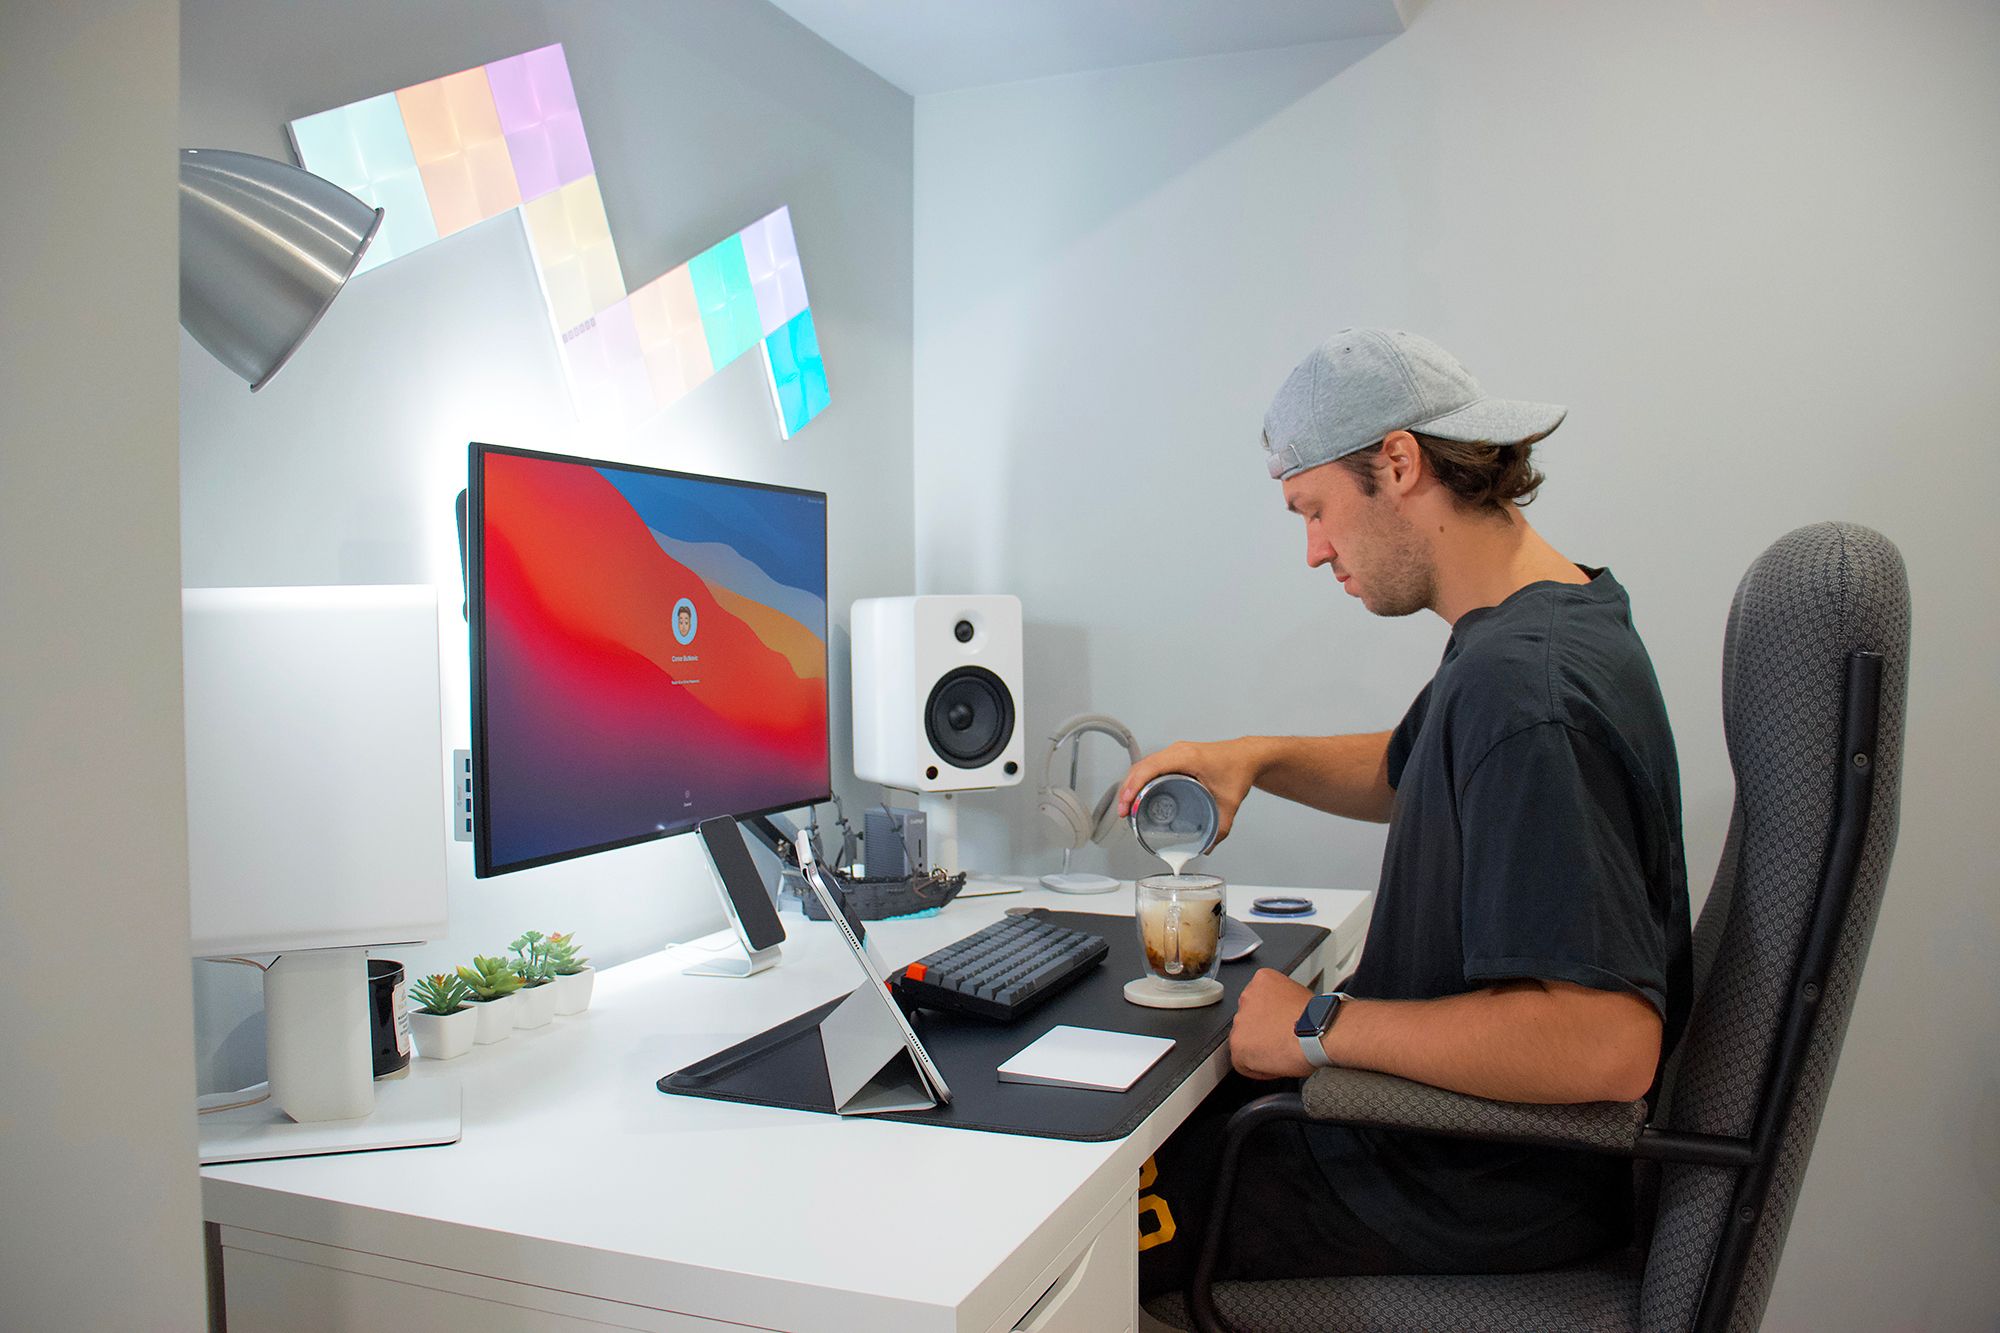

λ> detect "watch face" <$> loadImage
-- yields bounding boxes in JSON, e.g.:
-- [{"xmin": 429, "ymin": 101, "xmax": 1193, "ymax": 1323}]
[{"xmin": 1296, "ymin": 993, "xmax": 1340, "ymax": 1037}]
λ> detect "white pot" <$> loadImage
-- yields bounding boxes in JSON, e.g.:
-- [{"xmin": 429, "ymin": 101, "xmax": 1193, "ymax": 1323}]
[
  {"xmin": 553, "ymin": 968, "xmax": 595, "ymax": 1015},
  {"xmin": 409, "ymin": 1007, "xmax": 477, "ymax": 1061},
  {"xmin": 471, "ymin": 993, "xmax": 517, "ymax": 1044},
  {"xmin": 514, "ymin": 981, "xmax": 560, "ymax": 1029}
]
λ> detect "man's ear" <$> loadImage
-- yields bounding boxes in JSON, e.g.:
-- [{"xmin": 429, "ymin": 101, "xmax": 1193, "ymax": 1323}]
[{"xmin": 1380, "ymin": 430, "xmax": 1424, "ymax": 495}]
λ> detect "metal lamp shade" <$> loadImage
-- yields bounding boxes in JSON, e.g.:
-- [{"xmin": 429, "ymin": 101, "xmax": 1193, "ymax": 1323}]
[{"xmin": 179, "ymin": 148, "xmax": 384, "ymax": 391}]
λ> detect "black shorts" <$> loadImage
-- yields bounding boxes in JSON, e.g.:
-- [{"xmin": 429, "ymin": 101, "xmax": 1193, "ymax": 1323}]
[{"xmin": 1138, "ymin": 1073, "xmax": 1428, "ymax": 1303}]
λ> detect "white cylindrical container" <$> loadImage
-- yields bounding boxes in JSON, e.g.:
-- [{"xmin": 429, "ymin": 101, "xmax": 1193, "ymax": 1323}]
[{"xmin": 263, "ymin": 947, "xmax": 375, "ymax": 1122}]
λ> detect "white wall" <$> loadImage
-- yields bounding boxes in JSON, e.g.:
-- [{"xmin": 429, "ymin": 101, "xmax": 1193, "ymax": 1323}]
[
  {"xmin": 914, "ymin": 2, "xmax": 1999, "ymax": 1328},
  {"xmin": 0, "ymin": 2, "xmax": 208, "ymax": 1328},
  {"xmin": 179, "ymin": 0, "xmax": 912, "ymax": 1089}
]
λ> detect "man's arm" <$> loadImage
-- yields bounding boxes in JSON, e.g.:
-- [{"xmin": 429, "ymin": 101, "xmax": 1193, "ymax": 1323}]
[
  {"xmin": 1117, "ymin": 732, "xmax": 1396, "ymax": 839},
  {"xmin": 1232, "ymin": 968, "xmax": 1663, "ymax": 1104}
]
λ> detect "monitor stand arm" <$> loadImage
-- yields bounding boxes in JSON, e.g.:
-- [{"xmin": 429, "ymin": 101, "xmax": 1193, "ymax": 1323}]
[{"xmin": 741, "ymin": 811, "xmax": 803, "ymax": 865}]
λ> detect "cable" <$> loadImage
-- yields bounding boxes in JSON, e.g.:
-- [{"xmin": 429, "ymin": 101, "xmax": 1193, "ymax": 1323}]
[{"xmin": 198, "ymin": 1088, "xmax": 272, "ymax": 1115}]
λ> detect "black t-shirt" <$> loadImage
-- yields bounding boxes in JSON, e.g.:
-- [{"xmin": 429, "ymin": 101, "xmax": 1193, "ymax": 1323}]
[{"xmin": 1306, "ymin": 567, "xmax": 1693, "ymax": 1273}]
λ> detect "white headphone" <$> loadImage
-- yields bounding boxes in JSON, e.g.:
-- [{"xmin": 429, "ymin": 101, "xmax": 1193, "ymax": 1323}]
[{"xmin": 1037, "ymin": 714, "xmax": 1143, "ymax": 851}]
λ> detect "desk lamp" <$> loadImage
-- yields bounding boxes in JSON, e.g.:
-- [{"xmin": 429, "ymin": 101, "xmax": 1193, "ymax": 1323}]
[
  {"xmin": 179, "ymin": 148, "xmax": 382, "ymax": 390},
  {"xmin": 184, "ymin": 586, "xmax": 459, "ymax": 1163}
]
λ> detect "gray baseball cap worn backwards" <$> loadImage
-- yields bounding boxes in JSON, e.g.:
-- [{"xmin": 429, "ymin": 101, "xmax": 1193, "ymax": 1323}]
[{"xmin": 1262, "ymin": 328, "xmax": 1568, "ymax": 480}]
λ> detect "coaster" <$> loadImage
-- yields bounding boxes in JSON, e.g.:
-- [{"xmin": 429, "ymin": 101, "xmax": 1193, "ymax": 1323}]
[{"xmin": 1123, "ymin": 975, "xmax": 1225, "ymax": 1009}]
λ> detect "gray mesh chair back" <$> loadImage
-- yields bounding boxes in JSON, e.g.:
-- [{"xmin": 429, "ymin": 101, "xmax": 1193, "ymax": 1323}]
[{"xmin": 1641, "ymin": 521, "xmax": 1909, "ymax": 1329}]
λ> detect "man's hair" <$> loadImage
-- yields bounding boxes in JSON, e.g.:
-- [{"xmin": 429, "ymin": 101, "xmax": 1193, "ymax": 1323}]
[{"xmin": 1336, "ymin": 432, "xmax": 1548, "ymax": 513}]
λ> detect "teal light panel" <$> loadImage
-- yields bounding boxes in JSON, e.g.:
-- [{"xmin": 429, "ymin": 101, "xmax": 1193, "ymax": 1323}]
[
  {"xmin": 762, "ymin": 308, "xmax": 828, "ymax": 439},
  {"xmin": 687, "ymin": 235, "xmax": 764, "ymax": 371}
]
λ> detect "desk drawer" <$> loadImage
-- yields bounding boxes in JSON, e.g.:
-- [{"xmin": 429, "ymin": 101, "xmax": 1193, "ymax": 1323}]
[
  {"xmin": 1010, "ymin": 1195, "xmax": 1135, "ymax": 1333},
  {"xmin": 221, "ymin": 1230, "xmax": 761, "ymax": 1333}
]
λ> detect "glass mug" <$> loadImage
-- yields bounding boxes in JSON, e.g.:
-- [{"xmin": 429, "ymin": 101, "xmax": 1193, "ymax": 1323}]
[{"xmin": 1135, "ymin": 873, "xmax": 1226, "ymax": 988}]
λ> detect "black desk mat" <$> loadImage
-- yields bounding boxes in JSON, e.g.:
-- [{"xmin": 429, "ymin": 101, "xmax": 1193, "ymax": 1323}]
[{"xmin": 657, "ymin": 910, "xmax": 1330, "ymax": 1141}]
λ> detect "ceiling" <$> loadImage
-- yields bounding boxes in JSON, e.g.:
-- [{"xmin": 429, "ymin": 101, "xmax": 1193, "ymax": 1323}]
[{"xmin": 762, "ymin": 0, "xmax": 1416, "ymax": 97}]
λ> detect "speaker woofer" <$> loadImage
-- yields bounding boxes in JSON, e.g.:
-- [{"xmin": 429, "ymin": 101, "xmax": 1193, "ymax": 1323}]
[{"xmin": 924, "ymin": 667, "xmax": 1015, "ymax": 769}]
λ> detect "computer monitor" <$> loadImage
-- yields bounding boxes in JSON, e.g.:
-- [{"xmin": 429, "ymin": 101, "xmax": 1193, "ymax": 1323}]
[{"xmin": 467, "ymin": 442, "xmax": 831, "ymax": 878}]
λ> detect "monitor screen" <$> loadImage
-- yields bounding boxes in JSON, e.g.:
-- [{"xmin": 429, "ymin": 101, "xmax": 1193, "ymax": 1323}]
[{"xmin": 469, "ymin": 443, "xmax": 830, "ymax": 877}]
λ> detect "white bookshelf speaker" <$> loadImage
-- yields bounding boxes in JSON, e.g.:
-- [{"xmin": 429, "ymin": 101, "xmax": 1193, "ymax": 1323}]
[{"xmin": 851, "ymin": 594, "xmax": 1025, "ymax": 793}]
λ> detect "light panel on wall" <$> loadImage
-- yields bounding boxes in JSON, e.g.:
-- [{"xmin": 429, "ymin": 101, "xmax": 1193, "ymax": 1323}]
[
  {"xmin": 742, "ymin": 206, "xmax": 808, "ymax": 334},
  {"xmin": 688, "ymin": 232, "xmax": 766, "ymax": 369},
  {"xmin": 287, "ymin": 44, "xmax": 829, "ymax": 437},
  {"xmin": 396, "ymin": 68, "xmax": 522, "ymax": 237},
  {"xmin": 484, "ymin": 45, "xmax": 593, "ymax": 200},
  {"xmin": 629, "ymin": 265, "xmax": 715, "ymax": 404},
  {"xmin": 764, "ymin": 308, "xmax": 828, "ymax": 440},
  {"xmin": 286, "ymin": 96, "xmax": 436, "ymax": 271},
  {"xmin": 521, "ymin": 175, "xmax": 625, "ymax": 335}
]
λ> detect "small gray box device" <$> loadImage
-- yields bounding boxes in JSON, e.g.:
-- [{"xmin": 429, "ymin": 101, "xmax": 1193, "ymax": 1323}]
[{"xmin": 864, "ymin": 807, "xmax": 927, "ymax": 878}]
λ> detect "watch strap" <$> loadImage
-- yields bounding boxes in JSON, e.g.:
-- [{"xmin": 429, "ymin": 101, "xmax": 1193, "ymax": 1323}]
[
  {"xmin": 1296, "ymin": 992, "xmax": 1347, "ymax": 1069},
  {"xmin": 1298, "ymin": 1027, "xmax": 1335, "ymax": 1068}
]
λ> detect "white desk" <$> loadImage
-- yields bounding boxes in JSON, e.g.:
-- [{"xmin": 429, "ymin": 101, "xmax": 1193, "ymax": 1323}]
[{"xmin": 204, "ymin": 879, "xmax": 1371, "ymax": 1333}]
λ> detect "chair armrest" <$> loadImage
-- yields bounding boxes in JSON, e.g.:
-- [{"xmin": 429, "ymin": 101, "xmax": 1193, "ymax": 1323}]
[{"xmin": 1301, "ymin": 1066, "xmax": 1647, "ymax": 1154}]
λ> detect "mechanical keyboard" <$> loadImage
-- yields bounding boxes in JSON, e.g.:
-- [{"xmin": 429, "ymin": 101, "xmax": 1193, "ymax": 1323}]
[{"xmin": 893, "ymin": 913, "xmax": 1109, "ymax": 1022}]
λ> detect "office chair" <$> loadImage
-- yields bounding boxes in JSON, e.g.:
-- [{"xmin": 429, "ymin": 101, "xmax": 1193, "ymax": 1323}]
[{"xmin": 1147, "ymin": 521, "xmax": 1910, "ymax": 1333}]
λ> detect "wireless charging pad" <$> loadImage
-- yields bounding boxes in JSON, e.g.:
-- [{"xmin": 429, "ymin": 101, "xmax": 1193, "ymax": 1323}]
[{"xmin": 1123, "ymin": 975, "xmax": 1224, "ymax": 1009}]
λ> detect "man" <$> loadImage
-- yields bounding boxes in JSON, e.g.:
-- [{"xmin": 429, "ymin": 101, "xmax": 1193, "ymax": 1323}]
[{"xmin": 1121, "ymin": 329, "xmax": 1692, "ymax": 1296}]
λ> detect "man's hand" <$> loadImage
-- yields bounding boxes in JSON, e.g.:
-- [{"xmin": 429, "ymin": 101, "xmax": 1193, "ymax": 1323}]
[
  {"xmin": 1116, "ymin": 738, "xmax": 1269, "ymax": 843},
  {"xmin": 1228, "ymin": 967, "xmax": 1318, "ymax": 1080}
]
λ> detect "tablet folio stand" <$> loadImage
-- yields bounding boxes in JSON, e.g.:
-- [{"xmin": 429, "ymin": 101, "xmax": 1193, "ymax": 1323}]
[
  {"xmin": 793, "ymin": 830, "xmax": 951, "ymax": 1114},
  {"xmin": 819, "ymin": 982, "xmax": 936, "ymax": 1114}
]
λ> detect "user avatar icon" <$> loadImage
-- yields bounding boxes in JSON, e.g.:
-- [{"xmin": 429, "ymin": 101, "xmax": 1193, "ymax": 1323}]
[{"xmin": 673, "ymin": 598, "xmax": 697, "ymax": 645}]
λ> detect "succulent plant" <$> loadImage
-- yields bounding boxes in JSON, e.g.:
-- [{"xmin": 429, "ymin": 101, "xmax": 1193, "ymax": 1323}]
[
  {"xmin": 410, "ymin": 972, "xmax": 473, "ymax": 1015},
  {"xmin": 457, "ymin": 954, "xmax": 523, "ymax": 1000},
  {"xmin": 545, "ymin": 931, "xmax": 590, "ymax": 976},
  {"xmin": 508, "ymin": 930, "xmax": 555, "ymax": 986}
]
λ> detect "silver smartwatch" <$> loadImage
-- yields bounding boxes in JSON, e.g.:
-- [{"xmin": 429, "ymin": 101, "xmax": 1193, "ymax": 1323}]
[{"xmin": 1294, "ymin": 992, "xmax": 1349, "ymax": 1069}]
